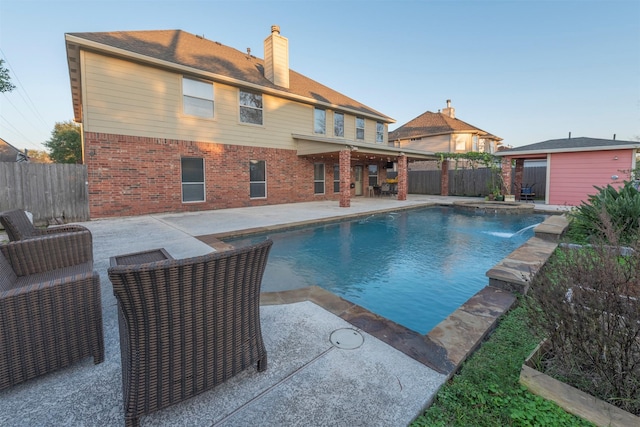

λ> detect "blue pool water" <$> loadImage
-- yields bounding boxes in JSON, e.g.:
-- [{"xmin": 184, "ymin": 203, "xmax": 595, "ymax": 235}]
[{"xmin": 229, "ymin": 206, "xmax": 548, "ymax": 334}]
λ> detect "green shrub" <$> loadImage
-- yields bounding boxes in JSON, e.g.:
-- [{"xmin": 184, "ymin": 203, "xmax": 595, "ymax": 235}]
[{"xmin": 567, "ymin": 181, "xmax": 640, "ymax": 244}]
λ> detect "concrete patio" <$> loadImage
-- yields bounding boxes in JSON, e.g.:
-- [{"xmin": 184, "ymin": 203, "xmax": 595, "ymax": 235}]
[{"xmin": 0, "ymin": 196, "xmax": 570, "ymax": 426}]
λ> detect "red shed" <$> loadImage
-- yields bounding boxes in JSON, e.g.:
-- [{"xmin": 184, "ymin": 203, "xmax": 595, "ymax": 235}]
[{"xmin": 496, "ymin": 137, "xmax": 639, "ymax": 206}]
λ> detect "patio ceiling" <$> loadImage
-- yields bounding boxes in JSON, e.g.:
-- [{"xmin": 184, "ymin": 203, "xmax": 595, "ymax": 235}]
[{"xmin": 292, "ymin": 133, "xmax": 438, "ymax": 163}]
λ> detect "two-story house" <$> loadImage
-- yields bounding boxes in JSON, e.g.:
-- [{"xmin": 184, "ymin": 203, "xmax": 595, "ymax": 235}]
[
  {"xmin": 65, "ymin": 26, "xmax": 435, "ymax": 218},
  {"xmin": 389, "ymin": 100, "xmax": 502, "ymax": 163}
]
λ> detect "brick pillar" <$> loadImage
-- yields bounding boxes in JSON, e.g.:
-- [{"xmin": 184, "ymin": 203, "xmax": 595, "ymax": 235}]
[
  {"xmin": 501, "ymin": 157, "xmax": 512, "ymax": 195},
  {"xmin": 339, "ymin": 149, "xmax": 351, "ymax": 207},
  {"xmin": 440, "ymin": 160, "xmax": 449, "ymax": 196},
  {"xmin": 514, "ymin": 158, "xmax": 524, "ymax": 200},
  {"xmin": 397, "ymin": 155, "xmax": 408, "ymax": 200}
]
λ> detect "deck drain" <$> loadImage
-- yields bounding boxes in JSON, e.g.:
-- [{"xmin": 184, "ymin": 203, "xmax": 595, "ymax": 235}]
[{"xmin": 330, "ymin": 328, "xmax": 364, "ymax": 350}]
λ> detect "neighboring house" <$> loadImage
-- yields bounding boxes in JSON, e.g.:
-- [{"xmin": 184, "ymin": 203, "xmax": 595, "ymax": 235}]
[
  {"xmin": 496, "ymin": 137, "xmax": 640, "ymax": 206},
  {"xmin": 388, "ymin": 100, "xmax": 502, "ymax": 158},
  {"xmin": 0, "ymin": 138, "xmax": 29, "ymax": 162},
  {"xmin": 65, "ymin": 26, "xmax": 436, "ymax": 218}
]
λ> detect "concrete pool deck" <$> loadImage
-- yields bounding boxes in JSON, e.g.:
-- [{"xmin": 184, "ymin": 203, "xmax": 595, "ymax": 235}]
[{"xmin": 0, "ymin": 196, "xmax": 570, "ymax": 426}]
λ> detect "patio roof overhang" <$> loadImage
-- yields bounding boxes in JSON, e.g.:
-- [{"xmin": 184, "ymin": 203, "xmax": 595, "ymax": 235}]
[{"xmin": 292, "ymin": 133, "xmax": 438, "ymax": 163}]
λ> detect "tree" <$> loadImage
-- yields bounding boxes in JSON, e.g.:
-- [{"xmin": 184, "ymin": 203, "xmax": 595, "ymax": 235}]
[
  {"xmin": 44, "ymin": 121, "xmax": 82, "ymax": 163},
  {"xmin": 27, "ymin": 150, "xmax": 52, "ymax": 163},
  {"xmin": 0, "ymin": 59, "xmax": 15, "ymax": 93}
]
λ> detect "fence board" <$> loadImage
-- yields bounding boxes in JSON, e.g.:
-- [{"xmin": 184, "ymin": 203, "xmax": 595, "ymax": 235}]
[
  {"xmin": 0, "ymin": 162, "xmax": 89, "ymax": 224},
  {"xmin": 409, "ymin": 166, "xmax": 547, "ymax": 198}
]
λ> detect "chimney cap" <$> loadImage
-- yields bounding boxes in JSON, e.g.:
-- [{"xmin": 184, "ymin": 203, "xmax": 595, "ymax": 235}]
[{"xmin": 271, "ymin": 25, "xmax": 280, "ymax": 34}]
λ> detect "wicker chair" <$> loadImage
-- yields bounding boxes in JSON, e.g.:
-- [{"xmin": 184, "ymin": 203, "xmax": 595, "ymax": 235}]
[
  {"xmin": 0, "ymin": 230, "xmax": 104, "ymax": 391},
  {"xmin": 0, "ymin": 209, "xmax": 89, "ymax": 241},
  {"xmin": 107, "ymin": 239, "xmax": 273, "ymax": 427}
]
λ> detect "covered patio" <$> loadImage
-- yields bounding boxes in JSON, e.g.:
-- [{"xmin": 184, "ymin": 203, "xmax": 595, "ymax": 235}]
[{"xmin": 293, "ymin": 134, "xmax": 437, "ymax": 207}]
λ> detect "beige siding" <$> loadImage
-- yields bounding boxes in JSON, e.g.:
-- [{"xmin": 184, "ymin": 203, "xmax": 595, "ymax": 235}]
[
  {"xmin": 400, "ymin": 134, "xmax": 450, "ymax": 152},
  {"xmin": 80, "ymin": 51, "xmax": 385, "ymax": 149}
]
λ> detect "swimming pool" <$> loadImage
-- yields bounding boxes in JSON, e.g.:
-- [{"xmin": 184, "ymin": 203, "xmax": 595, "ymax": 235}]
[{"xmin": 229, "ymin": 206, "xmax": 548, "ymax": 334}]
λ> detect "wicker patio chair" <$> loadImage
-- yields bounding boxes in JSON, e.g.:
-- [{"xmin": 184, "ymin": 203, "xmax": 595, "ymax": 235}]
[
  {"xmin": 107, "ymin": 239, "xmax": 273, "ymax": 427},
  {"xmin": 0, "ymin": 208, "xmax": 89, "ymax": 241},
  {"xmin": 0, "ymin": 230, "xmax": 104, "ymax": 391}
]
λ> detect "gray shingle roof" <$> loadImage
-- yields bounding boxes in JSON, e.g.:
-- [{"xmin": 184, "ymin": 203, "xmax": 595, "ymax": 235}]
[
  {"xmin": 499, "ymin": 137, "xmax": 640, "ymax": 154},
  {"xmin": 66, "ymin": 30, "xmax": 392, "ymax": 122}
]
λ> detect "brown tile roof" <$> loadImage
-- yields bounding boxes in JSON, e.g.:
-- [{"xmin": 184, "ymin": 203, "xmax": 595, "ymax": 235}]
[
  {"xmin": 66, "ymin": 30, "xmax": 392, "ymax": 122},
  {"xmin": 388, "ymin": 110, "xmax": 501, "ymax": 141}
]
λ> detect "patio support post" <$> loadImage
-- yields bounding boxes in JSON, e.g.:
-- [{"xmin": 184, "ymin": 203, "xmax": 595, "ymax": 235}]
[
  {"xmin": 501, "ymin": 157, "xmax": 512, "ymax": 195},
  {"xmin": 339, "ymin": 149, "xmax": 351, "ymax": 207},
  {"xmin": 514, "ymin": 158, "xmax": 524, "ymax": 200},
  {"xmin": 440, "ymin": 159, "xmax": 449, "ymax": 196},
  {"xmin": 397, "ymin": 154, "xmax": 408, "ymax": 200}
]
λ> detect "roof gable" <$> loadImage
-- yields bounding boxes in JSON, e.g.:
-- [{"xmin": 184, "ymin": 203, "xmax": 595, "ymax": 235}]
[{"xmin": 66, "ymin": 29, "xmax": 392, "ymax": 122}]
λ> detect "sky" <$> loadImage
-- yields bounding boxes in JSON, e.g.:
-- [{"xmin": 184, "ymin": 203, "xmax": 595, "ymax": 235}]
[{"xmin": 1, "ymin": 0, "xmax": 639, "ymax": 153}]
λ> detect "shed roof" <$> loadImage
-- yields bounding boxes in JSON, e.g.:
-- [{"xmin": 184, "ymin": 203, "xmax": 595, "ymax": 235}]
[
  {"xmin": 496, "ymin": 137, "xmax": 640, "ymax": 156},
  {"xmin": 65, "ymin": 30, "xmax": 393, "ymax": 124}
]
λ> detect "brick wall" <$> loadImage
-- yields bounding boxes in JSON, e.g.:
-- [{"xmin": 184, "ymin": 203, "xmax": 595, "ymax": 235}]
[{"xmin": 84, "ymin": 132, "xmax": 339, "ymax": 218}]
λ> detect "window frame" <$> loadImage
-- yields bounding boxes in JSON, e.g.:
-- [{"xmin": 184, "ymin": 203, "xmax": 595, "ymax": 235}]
[
  {"xmin": 333, "ymin": 164, "xmax": 340, "ymax": 193},
  {"xmin": 334, "ymin": 112, "xmax": 344, "ymax": 137},
  {"xmin": 181, "ymin": 157, "xmax": 205, "ymax": 203},
  {"xmin": 314, "ymin": 163, "xmax": 325, "ymax": 195},
  {"xmin": 249, "ymin": 159, "xmax": 267, "ymax": 199},
  {"xmin": 239, "ymin": 89, "xmax": 264, "ymax": 125},
  {"xmin": 182, "ymin": 77, "xmax": 214, "ymax": 118},
  {"xmin": 314, "ymin": 108, "xmax": 326, "ymax": 134},
  {"xmin": 376, "ymin": 122, "xmax": 384, "ymax": 143},
  {"xmin": 356, "ymin": 117, "xmax": 365, "ymax": 140},
  {"xmin": 368, "ymin": 164, "xmax": 378, "ymax": 186}
]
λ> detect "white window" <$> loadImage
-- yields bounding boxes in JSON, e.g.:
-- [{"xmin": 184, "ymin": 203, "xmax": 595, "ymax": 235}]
[
  {"xmin": 314, "ymin": 108, "xmax": 326, "ymax": 134},
  {"xmin": 455, "ymin": 135, "xmax": 466, "ymax": 151},
  {"xmin": 356, "ymin": 117, "xmax": 365, "ymax": 140},
  {"xmin": 240, "ymin": 90, "xmax": 263, "ymax": 125},
  {"xmin": 183, "ymin": 77, "xmax": 213, "ymax": 118},
  {"xmin": 368, "ymin": 164, "xmax": 378, "ymax": 186},
  {"xmin": 181, "ymin": 157, "xmax": 205, "ymax": 202},
  {"xmin": 250, "ymin": 160, "xmax": 266, "ymax": 198},
  {"xmin": 314, "ymin": 163, "xmax": 325, "ymax": 194},
  {"xmin": 334, "ymin": 112, "xmax": 344, "ymax": 137},
  {"xmin": 376, "ymin": 122, "xmax": 384, "ymax": 143},
  {"xmin": 333, "ymin": 164, "xmax": 340, "ymax": 192}
]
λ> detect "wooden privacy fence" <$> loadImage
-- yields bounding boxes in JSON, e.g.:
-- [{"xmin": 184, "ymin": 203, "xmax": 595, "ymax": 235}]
[
  {"xmin": 409, "ymin": 166, "xmax": 547, "ymax": 198},
  {"xmin": 0, "ymin": 162, "xmax": 89, "ymax": 224}
]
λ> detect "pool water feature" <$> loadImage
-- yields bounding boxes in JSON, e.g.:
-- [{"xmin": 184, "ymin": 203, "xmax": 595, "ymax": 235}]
[{"xmin": 229, "ymin": 206, "xmax": 548, "ymax": 335}]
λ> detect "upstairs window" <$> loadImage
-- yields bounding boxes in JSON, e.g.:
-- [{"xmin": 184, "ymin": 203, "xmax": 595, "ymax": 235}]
[
  {"xmin": 183, "ymin": 77, "xmax": 213, "ymax": 118},
  {"xmin": 376, "ymin": 122, "xmax": 384, "ymax": 143},
  {"xmin": 334, "ymin": 112, "xmax": 344, "ymax": 137},
  {"xmin": 250, "ymin": 160, "xmax": 266, "ymax": 198},
  {"xmin": 314, "ymin": 108, "xmax": 326, "ymax": 134},
  {"xmin": 356, "ymin": 117, "xmax": 365, "ymax": 140},
  {"xmin": 181, "ymin": 157, "xmax": 205, "ymax": 202},
  {"xmin": 240, "ymin": 90, "xmax": 263, "ymax": 125}
]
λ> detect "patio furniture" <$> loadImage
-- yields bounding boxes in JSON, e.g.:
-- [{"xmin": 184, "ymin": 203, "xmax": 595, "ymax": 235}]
[
  {"xmin": 0, "ymin": 230, "xmax": 104, "ymax": 391},
  {"xmin": 520, "ymin": 183, "xmax": 536, "ymax": 203},
  {"xmin": 380, "ymin": 183, "xmax": 391, "ymax": 196},
  {"xmin": 107, "ymin": 239, "xmax": 273, "ymax": 427},
  {"xmin": 0, "ymin": 209, "xmax": 89, "ymax": 241}
]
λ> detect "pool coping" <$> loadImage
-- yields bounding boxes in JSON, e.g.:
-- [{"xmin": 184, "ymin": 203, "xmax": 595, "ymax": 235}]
[{"xmin": 196, "ymin": 204, "xmax": 569, "ymax": 378}]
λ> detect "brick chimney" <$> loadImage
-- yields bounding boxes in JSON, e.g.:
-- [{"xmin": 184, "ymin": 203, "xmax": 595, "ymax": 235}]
[
  {"xmin": 442, "ymin": 99, "xmax": 455, "ymax": 118},
  {"xmin": 264, "ymin": 25, "xmax": 289, "ymax": 88}
]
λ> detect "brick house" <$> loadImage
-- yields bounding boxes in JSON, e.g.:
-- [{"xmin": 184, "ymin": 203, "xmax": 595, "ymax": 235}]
[{"xmin": 65, "ymin": 26, "xmax": 436, "ymax": 218}]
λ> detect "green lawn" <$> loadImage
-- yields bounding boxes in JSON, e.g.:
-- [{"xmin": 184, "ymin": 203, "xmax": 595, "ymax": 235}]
[{"xmin": 411, "ymin": 303, "xmax": 594, "ymax": 427}]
